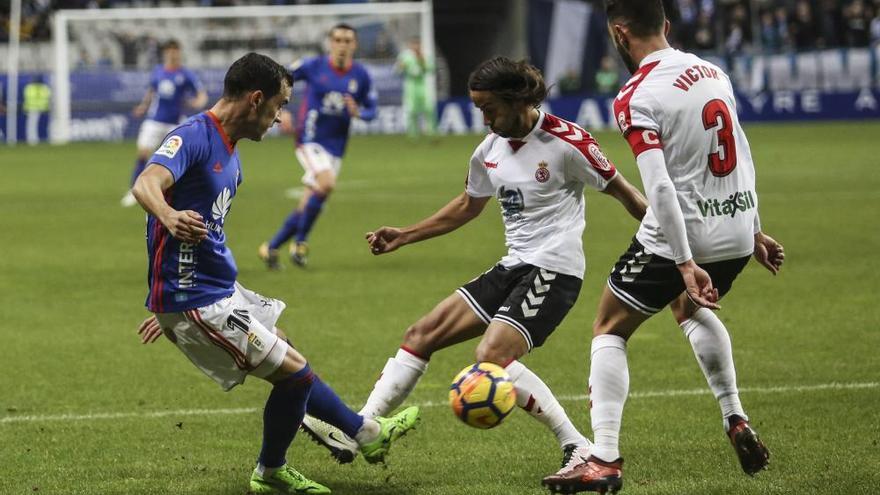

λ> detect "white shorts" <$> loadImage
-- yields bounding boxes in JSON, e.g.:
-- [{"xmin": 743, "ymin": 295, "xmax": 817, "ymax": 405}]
[
  {"xmin": 296, "ymin": 143, "xmax": 342, "ymax": 188},
  {"xmin": 137, "ymin": 119, "xmax": 177, "ymax": 151},
  {"xmin": 155, "ymin": 282, "xmax": 290, "ymax": 391}
]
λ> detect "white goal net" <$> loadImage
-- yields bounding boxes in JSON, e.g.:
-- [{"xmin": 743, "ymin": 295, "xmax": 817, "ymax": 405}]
[{"xmin": 51, "ymin": 1, "xmax": 435, "ymax": 143}]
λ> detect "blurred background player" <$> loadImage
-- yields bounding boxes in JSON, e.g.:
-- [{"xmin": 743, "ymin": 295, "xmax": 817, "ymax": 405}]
[
  {"xmin": 131, "ymin": 52, "xmax": 418, "ymax": 495},
  {"xmin": 22, "ymin": 74, "xmax": 51, "ymax": 145},
  {"xmin": 396, "ymin": 38, "xmax": 436, "ymax": 138},
  {"xmin": 121, "ymin": 39, "xmax": 208, "ymax": 207},
  {"xmin": 298, "ymin": 57, "xmax": 647, "ymax": 479},
  {"xmin": 543, "ymin": 1, "xmax": 785, "ymax": 493},
  {"xmin": 259, "ymin": 23, "xmax": 377, "ymax": 269}
]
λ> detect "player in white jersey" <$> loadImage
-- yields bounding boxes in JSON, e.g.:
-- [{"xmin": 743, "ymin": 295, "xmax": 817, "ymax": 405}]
[
  {"xmin": 542, "ymin": 2, "xmax": 785, "ymax": 493},
  {"xmin": 299, "ymin": 57, "xmax": 648, "ymax": 478}
]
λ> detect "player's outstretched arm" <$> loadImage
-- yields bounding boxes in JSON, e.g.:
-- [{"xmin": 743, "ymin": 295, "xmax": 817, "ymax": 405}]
[
  {"xmin": 132, "ymin": 88, "xmax": 153, "ymax": 118},
  {"xmin": 753, "ymin": 231, "xmax": 784, "ymax": 275},
  {"xmin": 601, "ymin": 174, "xmax": 648, "ymax": 221},
  {"xmin": 132, "ymin": 164, "xmax": 208, "ymax": 244},
  {"xmin": 366, "ymin": 192, "xmax": 489, "ymax": 255},
  {"xmin": 189, "ymin": 89, "xmax": 209, "ymax": 110}
]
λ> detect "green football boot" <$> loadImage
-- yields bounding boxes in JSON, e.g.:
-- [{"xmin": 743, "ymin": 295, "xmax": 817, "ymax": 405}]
[
  {"xmin": 359, "ymin": 406, "xmax": 421, "ymax": 464},
  {"xmin": 248, "ymin": 464, "xmax": 331, "ymax": 494}
]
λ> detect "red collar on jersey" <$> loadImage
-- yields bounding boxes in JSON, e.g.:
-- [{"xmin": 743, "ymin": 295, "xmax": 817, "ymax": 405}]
[
  {"xmin": 508, "ymin": 139, "xmax": 526, "ymax": 152},
  {"xmin": 206, "ymin": 111, "xmax": 235, "ymax": 154},
  {"xmin": 328, "ymin": 56, "xmax": 353, "ymax": 76}
]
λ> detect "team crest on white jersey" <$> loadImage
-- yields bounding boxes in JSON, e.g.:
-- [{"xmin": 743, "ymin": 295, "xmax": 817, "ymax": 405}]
[
  {"xmin": 156, "ymin": 135, "xmax": 183, "ymax": 158},
  {"xmin": 587, "ymin": 144, "xmax": 612, "ymax": 171},
  {"xmin": 348, "ymin": 79, "xmax": 358, "ymax": 93},
  {"xmin": 535, "ymin": 161, "xmax": 550, "ymax": 183},
  {"xmin": 617, "ymin": 111, "xmax": 629, "ymax": 133}
]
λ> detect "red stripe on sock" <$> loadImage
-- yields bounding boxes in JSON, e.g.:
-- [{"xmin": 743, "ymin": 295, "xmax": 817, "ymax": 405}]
[{"xmin": 400, "ymin": 345, "xmax": 429, "ymax": 360}]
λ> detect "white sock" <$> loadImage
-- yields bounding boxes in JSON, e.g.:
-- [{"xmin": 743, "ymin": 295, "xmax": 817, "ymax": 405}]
[
  {"xmin": 680, "ymin": 308, "xmax": 746, "ymax": 430},
  {"xmin": 505, "ymin": 360, "xmax": 591, "ymax": 449},
  {"xmin": 589, "ymin": 334, "xmax": 628, "ymax": 462},
  {"xmin": 354, "ymin": 418, "xmax": 381, "ymax": 445},
  {"xmin": 255, "ymin": 463, "xmax": 282, "ymax": 477},
  {"xmin": 358, "ymin": 347, "xmax": 428, "ymax": 419}
]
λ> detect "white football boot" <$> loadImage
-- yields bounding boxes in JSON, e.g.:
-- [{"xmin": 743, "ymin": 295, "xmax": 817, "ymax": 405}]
[{"xmin": 300, "ymin": 415, "xmax": 358, "ymax": 464}]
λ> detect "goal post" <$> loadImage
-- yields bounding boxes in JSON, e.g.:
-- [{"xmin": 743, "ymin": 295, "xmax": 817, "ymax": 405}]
[{"xmin": 51, "ymin": 1, "xmax": 435, "ymax": 144}]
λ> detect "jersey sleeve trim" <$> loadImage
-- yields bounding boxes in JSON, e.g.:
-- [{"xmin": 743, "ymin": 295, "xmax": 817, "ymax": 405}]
[
  {"xmin": 625, "ymin": 127, "xmax": 664, "ymax": 158},
  {"xmin": 541, "ymin": 113, "xmax": 617, "ymax": 181},
  {"xmin": 613, "ymin": 60, "xmax": 661, "ymax": 136}
]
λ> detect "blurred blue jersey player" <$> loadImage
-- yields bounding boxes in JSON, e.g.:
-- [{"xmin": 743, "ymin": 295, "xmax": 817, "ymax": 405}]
[
  {"xmin": 259, "ymin": 23, "xmax": 377, "ymax": 269},
  {"xmin": 121, "ymin": 39, "xmax": 208, "ymax": 207},
  {"xmin": 132, "ymin": 53, "xmax": 419, "ymax": 495}
]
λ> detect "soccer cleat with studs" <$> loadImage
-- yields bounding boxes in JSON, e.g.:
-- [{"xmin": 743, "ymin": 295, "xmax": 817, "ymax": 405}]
[
  {"xmin": 258, "ymin": 242, "xmax": 281, "ymax": 271},
  {"xmin": 358, "ymin": 406, "xmax": 421, "ymax": 464},
  {"xmin": 542, "ymin": 455, "xmax": 623, "ymax": 494},
  {"xmin": 300, "ymin": 415, "xmax": 358, "ymax": 464},
  {"xmin": 727, "ymin": 414, "xmax": 770, "ymax": 475},
  {"xmin": 248, "ymin": 464, "xmax": 331, "ymax": 494},
  {"xmin": 290, "ymin": 242, "xmax": 309, "ymax": 268},
  {"xmin": 541, "ymin": 443, "xmax": 593, "ymax": 488}
]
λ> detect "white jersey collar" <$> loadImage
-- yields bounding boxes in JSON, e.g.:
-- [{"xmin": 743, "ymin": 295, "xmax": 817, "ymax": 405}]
[
  {"xmin": 510, "ymin": 110, "xmax": 545, "ymax": 143},
  {"xmin": 640, "ymin": 47, "xmax": 676, "ymax": 68}
]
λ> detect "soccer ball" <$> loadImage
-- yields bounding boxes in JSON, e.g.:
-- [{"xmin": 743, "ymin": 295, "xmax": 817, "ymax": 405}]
[{"xmin": 448, "ymin": 362, "xmax": 516, "ymax": 429}]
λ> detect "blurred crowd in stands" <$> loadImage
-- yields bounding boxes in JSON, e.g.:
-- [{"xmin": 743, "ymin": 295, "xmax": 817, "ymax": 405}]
[
  {"xmin": 670, "ymin": 0, "xmax": 880, "ymax": 53},
  {"xmin": 3, "ymin": 0, "xmax": 880, "ymax": 51}
]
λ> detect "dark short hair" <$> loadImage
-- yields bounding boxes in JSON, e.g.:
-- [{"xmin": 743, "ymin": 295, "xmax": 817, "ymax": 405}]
[
  {"xmin": 161, "ymin": 39, "xmax": 181, "ymax": 51},
  {"xmin": 467, "ymin": 57, "xmax": 547, "ymax": 108},
  {"xmin": 605, "ymin": 0, "xmax": 666, "ymax": 37},
  {"xmin": 222, "ymin": 52, "xmax": 293, "ymax": 100},
  {"xmin": 329, "ymin": 23, "xmax": 357, "ymax": 38}
]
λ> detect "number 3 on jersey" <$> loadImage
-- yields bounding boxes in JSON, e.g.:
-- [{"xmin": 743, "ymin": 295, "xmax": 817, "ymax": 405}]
[{"xmin": 702, "ymin": 99, "xmax": 737, "ymax": 177}]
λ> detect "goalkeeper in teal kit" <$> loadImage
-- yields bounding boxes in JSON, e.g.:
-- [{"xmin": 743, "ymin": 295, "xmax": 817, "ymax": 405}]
[{"xmin": 396, "ymin": 39, "xmax": 436, "ymax": 138}]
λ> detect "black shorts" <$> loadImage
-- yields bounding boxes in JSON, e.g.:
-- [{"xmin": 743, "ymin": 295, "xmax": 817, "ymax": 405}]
[
  {"xmin": 607, "ymin": 238, "xmax": 750, "ymax": 315},
  {"xmin": 457, "ymin": 263, "xmax": 582, "ymax": 350}
]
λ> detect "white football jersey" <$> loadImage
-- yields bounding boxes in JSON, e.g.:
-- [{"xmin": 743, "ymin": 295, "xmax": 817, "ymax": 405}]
[
  {"xmin": 466, "ymin": 111, "xmax": 618, "ymax": 279},
  {"xmin": 614, "ymin": 48, "xmax": 758, "ymax": 263}
]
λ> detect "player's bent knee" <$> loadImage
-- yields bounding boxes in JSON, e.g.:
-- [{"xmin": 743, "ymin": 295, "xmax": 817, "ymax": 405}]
[
  {"xmin": 592, "ymin": 310, "xmax": 636, "ymax": 340},
  {"xmin": 269, "ymin": 345, "xmax": 308, "ymax": 380},
  {"xmin": 315, "ymin": 183, "xmax": 335, "ymax": 197},
  {"xmin": 401, "ymin": 322, "xmax": 437, "ymax": 356},
  {"xmin": 473, "ymin": 342, "xmax": 515, "ymax": 367},
  {"xmin": 669, "ymin": 293, "xmax": 696, "ymax": 324}
]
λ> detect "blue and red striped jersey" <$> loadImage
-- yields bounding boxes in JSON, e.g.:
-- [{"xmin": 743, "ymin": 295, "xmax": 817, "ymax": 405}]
[{"xmin": 145, "ymin": 111, "xmax": 241, "ymax": 313}]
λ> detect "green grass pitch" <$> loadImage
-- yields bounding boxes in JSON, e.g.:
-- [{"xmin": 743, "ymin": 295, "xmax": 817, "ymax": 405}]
[{"xmin": 1, "ymin": 122, "xmax": 878, "ymax": 494}]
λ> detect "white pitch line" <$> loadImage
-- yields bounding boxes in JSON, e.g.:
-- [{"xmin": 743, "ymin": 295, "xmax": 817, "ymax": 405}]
[{"xmin": 1, "ymin": 381, "xmax": 876, "ymax": 425}]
